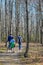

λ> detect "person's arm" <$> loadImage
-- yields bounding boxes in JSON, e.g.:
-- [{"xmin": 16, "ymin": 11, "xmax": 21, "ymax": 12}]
[
  {"xmin": 21, "ymin": 36, "xmax": 22, "ymax": 42},
  {"xmin": 17, "ymin": 36, "xmax": 19, "ymax": 43}
]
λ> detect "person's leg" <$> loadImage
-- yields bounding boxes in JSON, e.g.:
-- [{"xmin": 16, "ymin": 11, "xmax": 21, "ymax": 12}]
[
  {"xmin": 19, "ymin": 43, "xmax": 21, "ymax": 50},
  {"xmin": 7, "ymin": 43, "xmax": 12, "ymax": 52},
  {"xmin": 8, "ymin": 44, "xmax": 10, "ymax": 49},
  {"xmin": 7, "ymin": 43, "xmax": 10, "ymax": 52},
  {"xmin": 12, "ymin": 48, "xmax": 15, "ymax": 52}
]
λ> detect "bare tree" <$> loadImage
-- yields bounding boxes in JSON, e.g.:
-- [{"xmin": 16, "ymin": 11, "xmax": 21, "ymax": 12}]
[
  {"xmin": 38, "ymin": 0, "xmax": 42, "ymax": 44},
  {"xmin": 15, "ymin": 0, "xmax": 20, "ymax": 42},
  {"xmin": 42, "ymin": 19, "xmax": 43, "ymax": 45},
  {"xmin": 1, "ymin": 0, "xmax": 3, "ymax": 41},
  {"xmin": 24, "ymin": 0, "xmax": 29, "ymax": 57},
  {"xmin": 35, "ymin": 11, "xmax": 39, "ymax": 42},
  {"xmin": 0, "ymin": 0, "xmax": 1, "ymax": 42},
  {"xmin": 8, "ymin": 0, "xmax": 14, "ymax": 34},
  {"xmin": 5, "ymin": 0, "xmax": 8, "ymax": 39}
]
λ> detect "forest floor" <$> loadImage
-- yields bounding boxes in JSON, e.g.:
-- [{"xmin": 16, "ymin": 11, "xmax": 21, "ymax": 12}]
[{"xmin": 0, "ymin": 42, "xmax": 43, "ymax": 65}]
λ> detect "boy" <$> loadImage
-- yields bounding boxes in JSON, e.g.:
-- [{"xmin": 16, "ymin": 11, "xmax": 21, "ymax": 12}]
[{"xmin": 10, "ymin": 38, "xmax": 15, "ymax": 52}]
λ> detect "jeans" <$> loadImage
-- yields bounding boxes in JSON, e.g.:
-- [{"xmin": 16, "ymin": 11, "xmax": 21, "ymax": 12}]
[{"xmin": 19, "ymin": 43, "xmax": 21, "ymax": 50}]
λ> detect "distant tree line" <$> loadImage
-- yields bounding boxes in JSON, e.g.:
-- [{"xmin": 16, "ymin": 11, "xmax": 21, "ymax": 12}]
[{"xmin": 0, "ymin": 0, "xmax": 43, "ymax": 45}]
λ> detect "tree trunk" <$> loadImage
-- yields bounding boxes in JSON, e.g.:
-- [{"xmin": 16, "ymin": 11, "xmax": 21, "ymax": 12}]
[
  {"xmin": 35, "ymin": 12, "xmax": 39, "ymax": 43},
  {"xmin": 0, "ymin": 1, "xmax": 1, "ymax": 42},
  {"xmin": 24, "ymin": 0, "xmax": 29, "ymax": 57},
  {"xmin": 5, "ymin": 0, "xmax": 8, "ymax": 41},
  {"xmin": 15, "ymin": 0, "xmax": 20, "ymax": 42},
  {"xmin": 38, "ymin": 0, "xmax": 42, "ymax": 44},
  {"xmin": 8, "ymin": 0, "xmax": 14, "ymax": 34}
]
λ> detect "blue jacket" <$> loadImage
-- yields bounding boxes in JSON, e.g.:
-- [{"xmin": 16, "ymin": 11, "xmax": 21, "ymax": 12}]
[
  {"xmin": 18, "ymin": 36, "xmax": 22, "ymax": 43},
  {"xmin": 8, "ymin": 35, "xmax": 13, "ymax": 42}
]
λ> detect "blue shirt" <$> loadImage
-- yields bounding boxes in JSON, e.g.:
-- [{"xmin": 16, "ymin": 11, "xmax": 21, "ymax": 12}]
[{"xmin": 10, "ymin": 39, "xmax": 15, "ymax": 43}]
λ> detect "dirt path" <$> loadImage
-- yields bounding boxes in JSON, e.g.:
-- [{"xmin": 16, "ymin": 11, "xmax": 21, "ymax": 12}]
[
  {"xmin": 0, "ymin": 46, "xmax": 24, "ymax": 65},
  {"xmin": 0, "ymin": 43, "xmax": 43, "ymax": 65},
  {"xmin": 0, "ymin": 43, "xmax": 25, "ymax": 65},
  {"xmin": 0, "ymin": 52, "xmax": 22, "ymax": 65}
]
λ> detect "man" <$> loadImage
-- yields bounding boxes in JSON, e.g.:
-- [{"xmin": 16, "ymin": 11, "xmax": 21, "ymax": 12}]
[
  {"xmin": 18, "ymin": 35, "xmax": 22, "ymax": 50},
  {"xmin": 7, "ymin": 34, "xmax": 14, "ymax": 50},
  {"xmin": 8, "ymin": 34, "xmax": 13, "ymax": 42}
]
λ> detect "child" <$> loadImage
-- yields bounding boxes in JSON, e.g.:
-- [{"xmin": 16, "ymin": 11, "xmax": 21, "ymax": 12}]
[{"xmin": 10, "ymin": 38, "xmax": 15, "ymax": 52}]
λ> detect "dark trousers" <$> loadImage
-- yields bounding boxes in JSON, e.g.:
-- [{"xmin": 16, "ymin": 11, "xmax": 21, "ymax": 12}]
[{"xmin": 19, "ymin": 42, "xmax": 21, "ymax": 50}]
